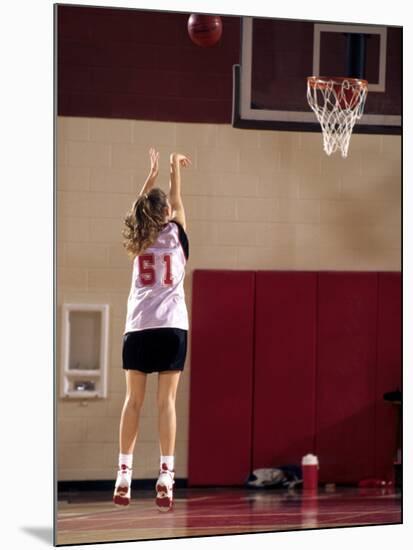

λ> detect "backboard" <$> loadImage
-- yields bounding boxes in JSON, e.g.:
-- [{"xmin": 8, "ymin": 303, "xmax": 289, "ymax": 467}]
[{"xmin": 232, "ymin": 17, "xmax": 402, "ymax": 134}]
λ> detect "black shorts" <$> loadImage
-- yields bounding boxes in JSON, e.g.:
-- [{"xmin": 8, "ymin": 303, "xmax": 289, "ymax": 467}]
[{"xmin": 122, "ymin": 328, "xmax": 188, "ymax": 374}]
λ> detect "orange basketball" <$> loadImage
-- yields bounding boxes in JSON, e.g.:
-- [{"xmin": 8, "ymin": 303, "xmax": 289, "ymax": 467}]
[{"xmin": 187, "ymin": 14, "xmax": 223, "ymax": 47}]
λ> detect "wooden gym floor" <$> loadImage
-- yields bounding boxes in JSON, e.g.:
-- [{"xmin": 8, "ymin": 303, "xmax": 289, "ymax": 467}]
[{"xmin": 56, "ymin": 486, "xmax": 401, "ymax": 545}]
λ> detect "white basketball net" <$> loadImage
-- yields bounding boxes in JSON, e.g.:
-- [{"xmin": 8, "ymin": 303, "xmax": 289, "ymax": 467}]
[{"xmin": 307, "ymin": 77, "xmax": 368, "ymax": 158}]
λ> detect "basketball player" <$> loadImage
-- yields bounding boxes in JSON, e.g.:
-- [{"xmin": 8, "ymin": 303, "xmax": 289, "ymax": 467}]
[{"xmin": 113, "ymin": 147, "xmax": 191, "ymax": 512}]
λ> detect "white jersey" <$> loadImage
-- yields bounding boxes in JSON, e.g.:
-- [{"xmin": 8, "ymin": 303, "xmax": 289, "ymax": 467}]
[{"xmin": 124, "ymin": 220, "xmax": 189, "ymax": 333}]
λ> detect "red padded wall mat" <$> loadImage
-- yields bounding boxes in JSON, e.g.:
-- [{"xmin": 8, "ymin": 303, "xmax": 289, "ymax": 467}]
[
  {"xmin": 253, "ymin": 271, "xmax": 318, "ymax": 468},
  {"xmin": 316, "ymin": 272, "xmax": 378, "ymax": 483},
  {"xmin": 188, "ymin": 270, "xmax": 255, "ymax": 486},
  {"xmin": 375, "ymin": 272, "xmax": 402, "ymax": 479},
  {"xmin": 188, "ymin": 269, "xmax": 401, "ymax": 486}
]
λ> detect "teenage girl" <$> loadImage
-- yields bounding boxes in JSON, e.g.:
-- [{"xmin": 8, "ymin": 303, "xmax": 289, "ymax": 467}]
[{"xmin": 113, "ymin": 147, "xmax": 191, "ymax": 512}]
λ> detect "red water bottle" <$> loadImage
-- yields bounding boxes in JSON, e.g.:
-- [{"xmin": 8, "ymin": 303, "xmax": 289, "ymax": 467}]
[{"xmin": 302, "ymin": 454, "xmax": 319, "ymax": 491}]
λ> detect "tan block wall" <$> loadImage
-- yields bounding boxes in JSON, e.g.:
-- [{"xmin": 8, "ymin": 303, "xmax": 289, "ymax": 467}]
[{"xmin": 56, "ymin": 117, "xmax": 401, "ymax": 481}]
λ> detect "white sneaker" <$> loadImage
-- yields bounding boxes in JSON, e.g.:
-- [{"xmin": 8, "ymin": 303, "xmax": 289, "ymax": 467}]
[
  {"xmin": 155, "ymin": 465, "xmax": 175, "ymax": 512},
  {"xmin": 113, "ymin": 464, "xmax": 132, "ymax": 506}
]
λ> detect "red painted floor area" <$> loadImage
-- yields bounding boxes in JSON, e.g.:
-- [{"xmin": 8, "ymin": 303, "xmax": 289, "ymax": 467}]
[{"xmin": 56, "ymin": 486, "xmax": 402, "ymax": 545}]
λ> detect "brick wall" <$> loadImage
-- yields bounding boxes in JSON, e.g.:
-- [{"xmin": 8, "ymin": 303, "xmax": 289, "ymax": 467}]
[
  {"xmin": 57, "ymin": 5, "xmax": 240, "ymax": 123},
  {"xmin": 56, "ymin": 116, "xmax": 400, "ymax": 480}
]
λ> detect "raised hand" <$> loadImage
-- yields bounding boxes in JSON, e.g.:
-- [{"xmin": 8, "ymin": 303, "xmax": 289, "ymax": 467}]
[
  {"xmin": 170, "ymin": 152, "xmax": 192, "ymax": 168},
  {"xmin": 149, "ymin": 147, "xmax": 160, "ymax": 178}
]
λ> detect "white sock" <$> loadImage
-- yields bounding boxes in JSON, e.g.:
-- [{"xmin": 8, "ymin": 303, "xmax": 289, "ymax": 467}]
[
  {"xmin": 160, "ymin": 455, "xmax": 174, "ymax": 471},
  {"xmin": 119, "ymin": 452, "xmax": 133, "ymax": 469}
]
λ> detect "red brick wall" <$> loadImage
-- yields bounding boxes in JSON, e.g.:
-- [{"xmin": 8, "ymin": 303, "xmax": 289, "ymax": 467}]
[{"xmin": 57, "ymin": 5, "xmax": 241, "ymax": 123}]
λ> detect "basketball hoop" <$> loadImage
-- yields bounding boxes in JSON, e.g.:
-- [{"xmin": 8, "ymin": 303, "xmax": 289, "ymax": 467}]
[{"xmin": 307, "ymin": 76, "xmax": 368, "ymax": 158}]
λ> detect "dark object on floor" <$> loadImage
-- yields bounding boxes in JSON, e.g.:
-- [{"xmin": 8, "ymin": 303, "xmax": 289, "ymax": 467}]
[
  {"xmin": 394, "ymin": 463, "xmax": 402, "ymax": 488},
  {"xmin": 383, "ymin": 389, "xmax": 402, "ymax": 403},
  {"xmin": 245, "ymin": 465, "xmax": 302, "ymax": 489},
  {"xmin": 383, "ymin": 387, "xmax": 402, "ymax": 489}
]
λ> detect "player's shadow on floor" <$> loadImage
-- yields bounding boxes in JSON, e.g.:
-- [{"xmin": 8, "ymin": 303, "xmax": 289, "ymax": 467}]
[{"xmin": 20, "ymin": 526, "xmax": 53, "ymax": 545}]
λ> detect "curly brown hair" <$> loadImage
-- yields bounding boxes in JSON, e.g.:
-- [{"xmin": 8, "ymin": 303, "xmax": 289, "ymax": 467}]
[{"xmin": 122, "ymin": 188, "xmax": 169, "ymax": 258}]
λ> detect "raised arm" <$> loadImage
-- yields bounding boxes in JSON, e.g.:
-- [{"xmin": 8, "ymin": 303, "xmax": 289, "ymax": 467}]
[
  {"xmin": 169, "ymin": 152, "xmax": 192, "ymax": 230},
  {"xmin": 138, "ymin": 147, "xmax": 159, "ymax": 196}
]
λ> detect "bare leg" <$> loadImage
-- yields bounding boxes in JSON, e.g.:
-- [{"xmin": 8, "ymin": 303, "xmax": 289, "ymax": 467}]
[
  {"xmin": 119, "ymin": 370, "xmax": 148, "ymax": 454},
  {"xmin": 157, "ymin": 370, "xmax": 182, "ymax": 456}
]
